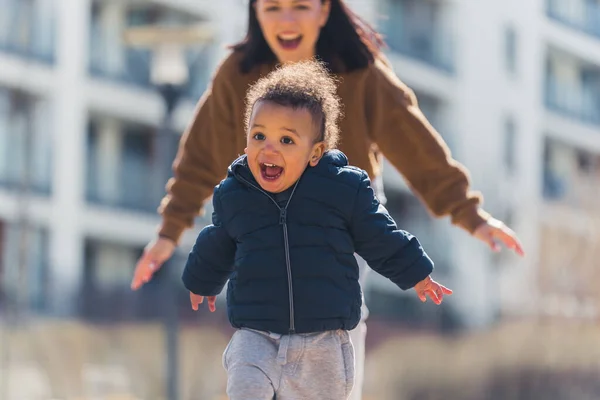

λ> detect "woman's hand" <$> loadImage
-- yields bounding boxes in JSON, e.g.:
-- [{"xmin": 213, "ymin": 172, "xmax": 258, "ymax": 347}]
[
  {"xmin": 473, "ymin": 218, "xmax": 525, "ymax": 256},
  {"xmin": 130, "ymin": 237, "xmax": 177, "ymax": 290}
]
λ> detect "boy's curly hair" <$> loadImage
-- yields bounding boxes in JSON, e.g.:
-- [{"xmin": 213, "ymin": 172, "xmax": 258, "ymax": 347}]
[{"xmin": 245, "ymin": 60, "xmax": 342, "ymax": 150}]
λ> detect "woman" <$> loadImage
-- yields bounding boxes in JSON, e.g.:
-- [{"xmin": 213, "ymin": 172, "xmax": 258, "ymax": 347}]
[{"xmin": 131, "ymin": 1, "xmax": 524, "ymax": 398}]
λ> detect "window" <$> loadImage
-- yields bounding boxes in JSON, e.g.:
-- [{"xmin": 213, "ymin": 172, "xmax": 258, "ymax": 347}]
[
  {"xmin": 0, "ymin": 220, "xmax": 5, "ymax": 304},
  {"xmin": 379, "ymin": 0, "xmax": 454, "ymax": 72},
  {"xmin": 86, "ymin": 116, "xmax": 179, "ymax": 212},
  {"xmin": 545, "ymin": 49, "xmax": 600, "ymax": 125},
  {"xmin": 81, "ymin": 238, "xmax": 190, "ymax": 321},
  {"xmin": 0, "ymin": 223, "xmax": 49, "ymax": 310},
  {"xmin": 0, "ymin": 0, "xmax": 55, "ymax": 61},
  {"xmin": 84, "ymin": 240, "xmax": 142, "ymax": 290},
  {"xmin": 542, "ymin": 138, "xmax": 600, "ymax": 207},
  {"xmin": 0, "ymin": 88, "xmax": 52, "ymax": 193},
  {"xmin": 89, "ymin": 0, "xmax": 214, "ymax": 97},
  {"xmin": 503, "ymin": 117, "xmax": 517, "ymax": 174},
  {"xmin": 504, "ymin": 25, "xmax": 517, "ymax": 76},
  {"xmin": 542, "ymin": 139, "xmax": 568, "ymax": 200}
]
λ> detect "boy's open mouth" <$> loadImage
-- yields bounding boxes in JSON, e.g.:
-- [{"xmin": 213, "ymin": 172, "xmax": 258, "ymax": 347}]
[
  {"xmin": 260, "ymin": 163, "xmax": 284, "ymax": 181},
  {"xmin": 277, "ymin": 34, "xmax": 302, "ymax": 50}
]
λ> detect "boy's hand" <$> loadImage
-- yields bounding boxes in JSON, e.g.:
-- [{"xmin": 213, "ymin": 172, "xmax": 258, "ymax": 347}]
[
  {"xmin": 190, "ymin": 292, "xmax": 217, "ymax": 312},
  {"xmin": 414, "ymin": 276, "xmax": 452, "ymax": 305}
]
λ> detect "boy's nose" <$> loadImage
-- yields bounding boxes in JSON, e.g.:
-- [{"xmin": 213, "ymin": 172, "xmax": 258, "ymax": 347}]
[{"xmin": 263, "ymin": 141, "xmax": 279, "ymax": 151}]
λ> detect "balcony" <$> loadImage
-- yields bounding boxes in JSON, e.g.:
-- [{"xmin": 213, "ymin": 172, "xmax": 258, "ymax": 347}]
[
  {"xmin": 546, "ymin": 0, "xmax": 600, "ymax": 38},
  {"xmin": 543, "ymin": 138, "xmax": 600, "ymax": 212},
  {"xmin": 0, "ymin": 88, "xmax": 52, "ymax": 194},
  {"xmin": 85, "ymin": 117, "xmax": 179, "ymax": 214},
  {"xmin": 89, "ymin": 1, "xmax": 214, "ymax": 100},
  {"xmin": 0, "ymin": 222, "xmax": 50, "ymax": 312},
  {"xmin": 378, "ymin": 0, "xmax": 455, "ymax": 73},
  {"xmin": 79, "ymin": 238, "xmax": 194, "ymax": 321},
  {"xmin": 545, "ymin": 52, "xmax": 600, "ymax": 126},
  {"xmin": 545, "ymin": 80, "xmax": 600, "ymax": 125},
  {"xmin": 0, "ymin": 0, "xmax": 55, "ymax": 63}
]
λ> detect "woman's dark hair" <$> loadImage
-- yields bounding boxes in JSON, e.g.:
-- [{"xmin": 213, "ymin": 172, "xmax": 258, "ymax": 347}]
[{"xmin": 231, "ymin": 0, "xmax": 385, "ymax": 74}]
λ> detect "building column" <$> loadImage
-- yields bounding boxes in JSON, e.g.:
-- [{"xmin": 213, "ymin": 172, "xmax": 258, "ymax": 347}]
[
  {"xmin": 498, "ymin": 0, "xmax": 545, "ymax": 317},
  {"xmin": 450, "ymin": 0, "xmax": 505, "ymax": 329},
  {"xmin": 49, "ymin": 0, "xmax": 91, "ymax": 314},
  {"xmin": 98, "ymin": 0, "xmax": 127, "ymax": 76}
]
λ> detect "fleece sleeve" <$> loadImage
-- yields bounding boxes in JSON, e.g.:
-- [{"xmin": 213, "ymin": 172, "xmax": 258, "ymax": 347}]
[
  {"xmin": 365, "ymin": 58, "xmax": 490, "ymax": 234},
  {"xmin": 158, "ymin": 55, "xmax": 243, "ymax": 244}
]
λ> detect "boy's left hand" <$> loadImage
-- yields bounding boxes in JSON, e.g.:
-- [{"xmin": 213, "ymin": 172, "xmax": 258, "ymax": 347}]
[
  {"xmin": 190, "ymin": 292, "xmax": 217, "ymax": 312},
  {"xmin": 414, "ymin": 276, "xmax": 453, "ymax": 305}
]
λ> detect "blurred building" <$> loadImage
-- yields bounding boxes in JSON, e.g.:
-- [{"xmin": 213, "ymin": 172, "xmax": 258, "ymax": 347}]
[
  {"xmin": 361, "ymin": 0, "xmax": 600, "ymax": 327},
  {"xmin": 0, "ymin": 0, "xmax": 246, "ymax": 316},
  {"xmin": 0, "ymin": 0, "xmax": 598, "ymax": 327}
]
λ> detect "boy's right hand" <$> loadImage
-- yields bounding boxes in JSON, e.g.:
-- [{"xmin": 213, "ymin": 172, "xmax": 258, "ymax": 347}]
[
  {"xmin": 414, "ymin": 276, "xmax": 453, "ymax": 305},
  {"xmin": 131, "ymin": 237, "xmax": 176, "ymax": 290}
]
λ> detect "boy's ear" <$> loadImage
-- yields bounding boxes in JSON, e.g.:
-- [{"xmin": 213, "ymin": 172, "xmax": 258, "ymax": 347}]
[
  {"xmin": 244, "ymin": 147, "xmax": 248, "ymax": 154},
  {"xmin": 309, "ymin": 142, "xmax": 326, "ymax": 167}
]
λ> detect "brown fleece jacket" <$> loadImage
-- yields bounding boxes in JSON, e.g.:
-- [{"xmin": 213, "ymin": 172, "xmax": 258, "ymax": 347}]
[{"xmin": 158, "ymin": 51, "xmax": 490, "ymax": 243}]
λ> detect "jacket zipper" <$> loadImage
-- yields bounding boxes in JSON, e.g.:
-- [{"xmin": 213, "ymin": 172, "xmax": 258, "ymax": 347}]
[{"xmin": 238, "ymin": 176, "xmax": 300, "ymax": 334}]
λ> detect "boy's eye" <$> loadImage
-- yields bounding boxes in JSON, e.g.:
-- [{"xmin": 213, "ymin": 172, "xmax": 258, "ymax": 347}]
[
  {"xmin": 253, "ymin": 133, "xmax": 265, "ymax": 141},
  {"xmin": 281, "ymin": 137, "xmax": 294, "ymax": 145}
]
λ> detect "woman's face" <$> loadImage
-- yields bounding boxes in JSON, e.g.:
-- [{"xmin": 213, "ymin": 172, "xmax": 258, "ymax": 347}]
[{"xmin": 255, "ymin": 0, "xmax": 331, "ymax": 64}]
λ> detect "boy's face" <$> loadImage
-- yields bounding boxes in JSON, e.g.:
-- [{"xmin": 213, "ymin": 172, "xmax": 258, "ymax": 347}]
[{"xmin": 245, "ymin": 100, "xmax": 325, "ymax": 193}]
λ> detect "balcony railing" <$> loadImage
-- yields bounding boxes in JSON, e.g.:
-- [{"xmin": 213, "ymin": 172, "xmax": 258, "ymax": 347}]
[
  {"xmin": 384, "ymin": 32, "xmax": 454, "ymax": 73},
  {"xmin": 88, "ymin": 46, "xmax": 153, "ymax": 88},
  {"xmin": 379, "ymin": 0, "xmax": 455, "ymax": 73},
  {"xmin": 543, "ymin": 139, "xmax": 600, "ymax": 210},
  {"xmin": 88, "ymin": 2, "xmax": 212, "ymax": 100},
  {"xmin": 0, "ymin": 0, "xmax": 55, "ymax": 63},
  {"xmin": 89, "ymin": 45, "xmax": 211, "ymax": 101},
  {"xmin": 545, "ymin": 79, "xmax": 600, "ymax": 126},
  {"xmin": 544, "ymin": 170, "xmax": 600, "ymax": 210},
  {"xmin": 85, "ymin": 122, "xmax": 180, "ymax": 214},
  {"xmin": 0, "ymin": 90, "xmax": 53, "ymax": 195},
  {"xmin": 85, "ymin": 151, "xmax": 173, "ymax": 214},
  {"xmin": 547, "ymin": 0, "xmax": 600, "ymax": 38}
]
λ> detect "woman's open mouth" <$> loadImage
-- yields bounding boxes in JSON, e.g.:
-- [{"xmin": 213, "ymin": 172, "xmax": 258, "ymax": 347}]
[
  {"xmin": 260, "ymin": 163, "xmax": 284, "ymax": 181},
  {"xmin": 277, "ymin": 34, "xmax": 302, "ymax": 50}
]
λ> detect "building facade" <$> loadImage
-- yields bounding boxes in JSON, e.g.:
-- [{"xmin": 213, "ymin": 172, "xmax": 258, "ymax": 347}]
[{"xmin": 0, "ymin": 0, "xmax": 598, "ymax": 326}]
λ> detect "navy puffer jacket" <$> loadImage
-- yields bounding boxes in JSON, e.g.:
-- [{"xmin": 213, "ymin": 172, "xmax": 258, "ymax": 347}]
[{"xmin": 182, "ymin": 150, "xmax": 434, "ymax": 334}]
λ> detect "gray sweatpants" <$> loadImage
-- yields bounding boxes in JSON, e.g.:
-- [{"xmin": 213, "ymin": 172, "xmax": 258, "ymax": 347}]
[{"xmin": 222, "ymin": 328, "xmax": 355, "ymax": 400}]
